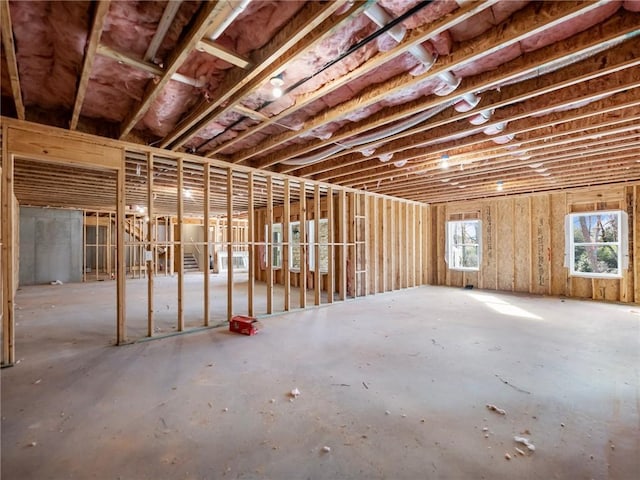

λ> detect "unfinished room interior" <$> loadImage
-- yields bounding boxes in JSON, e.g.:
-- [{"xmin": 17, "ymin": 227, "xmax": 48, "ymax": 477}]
[{"xmin": 1, "ymin": 0, "xmax": 639, "ymax": 478}]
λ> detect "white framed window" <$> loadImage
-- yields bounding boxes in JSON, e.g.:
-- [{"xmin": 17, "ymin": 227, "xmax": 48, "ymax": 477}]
[
  {"xmin": 446, "ymin": 220, "xmax": 481, "ymax": 271},
  {"xmin": 289, "ymin": 219, "xmax": 329, "ymax": 272},
  {"xmin": 264, "ymin": 223, "xmax": 283, "ymax": 268},
  {"xmin": 289, "ymin": 221, "xmax": 303, "ymax": 271},
  {"xmin": 565, "ymin": 210, "xmax": 628, "ymax": 278}
]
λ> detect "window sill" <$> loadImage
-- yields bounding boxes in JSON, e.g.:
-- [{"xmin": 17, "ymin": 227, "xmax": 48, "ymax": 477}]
[{"xmin": 569, "ymin": 272, "xmax": 622, "ymax": 279}]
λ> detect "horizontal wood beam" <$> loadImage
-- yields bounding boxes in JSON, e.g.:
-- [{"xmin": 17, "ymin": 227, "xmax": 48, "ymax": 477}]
[
  {"xmin": 119, "ymin": 1, "xmax": 224, "ymax": 139},
  {"xmin": 244, "ymin": 0, "xmax": 613, "ymax": 169},
  {"xmin": 160, "ymin": 0, "xmax": 357, "ymax": 149},
  {"xmin": 70, "ymin": 0, "xmax": 111, "ymax": 130},
  {"xmin": 196, "ymin": 39, "xmax": 251, "ymax": 69}
]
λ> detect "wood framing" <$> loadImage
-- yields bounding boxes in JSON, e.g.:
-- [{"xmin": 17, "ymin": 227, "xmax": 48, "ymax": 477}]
[
  {"xmin": 299, "ymin": 181, "xmax": 307, "ymax": 309},
  {"xmin": 177, "ymin": 157, "xmax": 184, "ymax": 331},
  {"xmin": 147, "ymin": 153, "xmax": 154, "ymax": 335},
  {"xmin": 266, "ymin": 175, "xmax": 274, "ymax": 314},
  {"xmin": 247, "ymin": 171, "xmax": 254, "ymax": 316},
  {"xmin": 283, "ymin": 178, "xmax": 291, "ymax": 311},
  {"xmin": 70, "ymin": 0, "xmax": 111, "ymax": 130},
  {"xmin": 203, "ymin": 163, "xmax": 211, "ymax": 325},
  {"xmin": 227, "ymin": 168, "xmax": 233, "ymax": 321}
]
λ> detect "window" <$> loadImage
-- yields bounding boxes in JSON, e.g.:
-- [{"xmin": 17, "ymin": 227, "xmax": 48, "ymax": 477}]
[
  {"xmin": 289, "ymin": 219, "xmax": 329, "ymax": 272},
  {"xmin": 566, "ymin": 210, "xmax": 628, "ymax": 278},
  {"xmin": 264, "ymin": 223, "xmax": 282, "ymax": 268},
  {"xmin": 446, "ymin": 220, "xmax": 481, "ymax": 271}
]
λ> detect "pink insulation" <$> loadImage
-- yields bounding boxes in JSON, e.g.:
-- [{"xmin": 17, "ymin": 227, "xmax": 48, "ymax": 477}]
[
  {"xmin": 4, "ymin": 0, "xmax": 633, "ymax": 163},
  {"xmin": 448, "ymin": 1, "xmax": 529, "ymax": 42},
  {"xmin": 10, "ymin": 0, "xmax": 90, "ymax": 109},
  {"xmin": 140, "ymin": 1, "xmax": 305, "ymax": 139},
  {"xmin": 624, "ymin": 0, "xmax": 640, "ymax": 12},
  {"xmin": 520, "ymin": 2, "xmax": 621, "ymax": 52},
  {"xmin": 83, "ymin": 1, "xmax": 200, "ymax": 126},
  {"xmin": 379, "ymin": 0, "xmax": 459, "ymax": 30}
]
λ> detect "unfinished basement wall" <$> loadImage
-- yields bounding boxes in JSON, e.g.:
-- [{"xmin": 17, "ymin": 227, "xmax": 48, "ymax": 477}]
[
  {"xmin": 428, "ymin": 182, "xmax": 640, "ymax": 303},
  {"xmin": 255, "ymin": 191, "xmax": 429, "ymax": 297},
  {"xmin": 19, "ymin": 207, "xmax": 83, "ymax": 285}
]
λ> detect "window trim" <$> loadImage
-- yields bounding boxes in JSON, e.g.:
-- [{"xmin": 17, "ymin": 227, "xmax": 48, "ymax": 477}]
[
  {"xmin": 566, "ymin": 209, "xmax": 626, "ymax": 279},
  {"xmin": 445, "ymin": 219, "xmax": 481, "ymax": 272}
]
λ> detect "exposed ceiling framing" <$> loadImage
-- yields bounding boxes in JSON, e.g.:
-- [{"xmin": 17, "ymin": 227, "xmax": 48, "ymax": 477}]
[{"xmin": 1, "ymin": 0, "xmax": 639, "ymax": 211}]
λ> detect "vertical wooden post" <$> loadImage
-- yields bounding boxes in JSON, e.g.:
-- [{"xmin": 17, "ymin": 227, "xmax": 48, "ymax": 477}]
[
  {"xmin": 314, "ymin": 184, "xmax": 321, "ymax": 305},
  {"xmin": 153, "ymin": 218, "xmax": 158, "ymax": 275},
  {"xmin": 227, "ymin": 168, "xmax": 234, "ymax": 321},
  {"xmin": 326, "ymin": 186, "xmax": 334, "ymax": 303},
  {"xmin": 82, "ymin": 211, "xmax": 86, "ymax": 282},
  {"xmin": 168, "ymin": 217, "xmax": 174, "ymax": 276},
  {"xmin": 95, "ymin": 214, "xmax": 99, "ymax": 280},
  {"xmin": 382, "ymin": 198, "xmax": 388, "ymax": 292},
  {"xmin": 116, "ymin": 156, "xmax": 126, "ymax": 345},
  {"xmin": 364, "ymin": 193, "xmax": 371, "ymax": 296},
  {"xmin": 247, "ymin": 171, "xmax": 255, "ymax": 316},
  {"xmin": 107, "ymin": 212, "xmax": 112, "ymax": 277},
  {"xmin": 1, "ymin": 138, "xmax": 15, "ymax": 365},
  {"xmin": 634, "ymin": 185, "xmax": 639, "ymax": 303},
  {"xmin": 147, "ymin": 153, "xmax": 154, "ymax": 336},
  {"xmin": 299, "ymin": 181, "xmax": 307, "ymax": 309},
  {"xmin": 338, "ymin": 189, "xmax": 346, "ymax": 300},
  {"xmin": 266, "ymin": 175, "xmax": 274, "ymax": 314},
  {"xmin": 371, "ymin": 195, "xmax": 378, "ymax": 294},
  {"xmin": 204, "ymin": 163, "xmax": 210, "ymax": 325},
  {"xmin": 348, "ymin": 192, "xmax": 356, "ymax": 297},
  {"xmin": 177, "ymin": 158, "xmax": 184, "ymax": 331},
  {"xmin": 390, "ymin": 200, "xmax": 396, "ymax": 290},
  {"xmin": 283, "ymin": 178, "xmax": 291, "ymax": 311}
]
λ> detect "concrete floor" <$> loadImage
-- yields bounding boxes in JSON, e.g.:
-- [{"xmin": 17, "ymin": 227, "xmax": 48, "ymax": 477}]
[{"xmin": 2, "ymin": 280, "xmax": 639, "ymax": 479}]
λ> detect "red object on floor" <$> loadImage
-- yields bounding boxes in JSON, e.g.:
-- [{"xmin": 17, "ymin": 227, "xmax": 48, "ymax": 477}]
[{"xmin": 229, "ymin": 316, "xmax": 262, "ymax": 336}]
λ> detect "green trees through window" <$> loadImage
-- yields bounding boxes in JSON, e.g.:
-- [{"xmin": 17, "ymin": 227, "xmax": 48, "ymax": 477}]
[
  {"xmin": 446, "ymin": 220, "xmax": 481, "ymax": 271},
  {"xmin": 570, "ymin": 211, "xmax": 621, "ymax": 276}
]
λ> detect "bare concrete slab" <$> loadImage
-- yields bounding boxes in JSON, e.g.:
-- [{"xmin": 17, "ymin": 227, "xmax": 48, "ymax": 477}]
[{"xmin": 2, "ymin": 282, "xmax": 639, "ymax": 479}]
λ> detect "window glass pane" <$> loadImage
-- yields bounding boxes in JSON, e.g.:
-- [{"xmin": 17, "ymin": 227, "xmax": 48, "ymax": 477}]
[
  {"xmin": 319, "ymin": 219, "xmax": 329, "ymax": 272},
  {"xmin": 447, "ymin": 219, "xmax": 480, "ymax": 270},
  {"xmin": 574, "ymin": 245, "xmax": 619, "ymax": 274},
  {"xmin": 462, "ymin": 245, "xmax": 479, "ymax": 268},
  {"xmin": 463, "ymin": 222, "xmax": 478, "ymax": 244},
  {"xmin": 272, "ymin": 224, "xmax": 282, "ymax": 267},
  {"xmin": 572, "ymin": 213, "xmax": 618, "ymax": 243},
  {"xmin": 451, "ymin": 245, "xmax": 463, "ymax": 268},
  {"xmin": 290, "ymin": 222, "xmax": 300, "ymax": 270}
]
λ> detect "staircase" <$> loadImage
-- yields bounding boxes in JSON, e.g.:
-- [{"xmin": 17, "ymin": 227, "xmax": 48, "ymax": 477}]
[{"xmin": 183, "ymin": 253, "xmax": 199, "ymax": 272}]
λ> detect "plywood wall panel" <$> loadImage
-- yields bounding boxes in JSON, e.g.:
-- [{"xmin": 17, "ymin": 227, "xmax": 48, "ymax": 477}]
[
  {"xmin": 430, "ymin": 182, "xmax": 639, "ymax": 304},
  {"xmin": 530, "ymin": 195, "xmax": 551, "ymax": 296},
  {"xmin": 549, "ymin": 192, "xmax": 568, "ymax": 296},
  {"xmin": 481, "ymin": 203, "xmax": 498, "ymax": 291},
  {"xmin": 514, "ymin": 197, "xmax": 531, "ymax": 293},
  {"xmin": 496, "ymin": 200, "xmax": 515, "ymax": 292}
]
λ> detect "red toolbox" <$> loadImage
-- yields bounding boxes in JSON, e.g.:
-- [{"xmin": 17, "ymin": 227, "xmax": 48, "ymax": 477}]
[{"xmin": 229, "ymin": 315, "xmax": 262, "ymax": 336}]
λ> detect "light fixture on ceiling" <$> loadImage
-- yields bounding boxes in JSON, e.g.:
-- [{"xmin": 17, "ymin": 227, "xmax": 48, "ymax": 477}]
[
  {"xmin": 183, "ymin": 189, "xmax": 192, "ymax": 199},
  {"xmin": 496, "ymin": 180, "xmax": 504, "ymax": 192},
  {"xmin": 270, "ymin": 73, "xmax": 284, "ymax": 99},
  {"xmin": 440, "ymin": 154, "xmax": 449, "ymax": 170},
  {"xmin": 393, "ymin": 159, "xmax": 407, "ymax": 168},
  {"xmin": 136, "ymin": 164, "xmax": 141, "ymax": 176}
]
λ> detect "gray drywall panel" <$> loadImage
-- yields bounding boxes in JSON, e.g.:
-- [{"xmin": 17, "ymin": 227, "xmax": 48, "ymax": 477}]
[{"xmin": 19, "ymin": 207, "xmax": 83, "ymax": 285}]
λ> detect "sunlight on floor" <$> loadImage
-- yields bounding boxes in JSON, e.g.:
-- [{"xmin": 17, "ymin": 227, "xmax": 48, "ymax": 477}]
[{"xmin": 467, "ymin": 292, "xmax": 543, "ymax": 320}]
